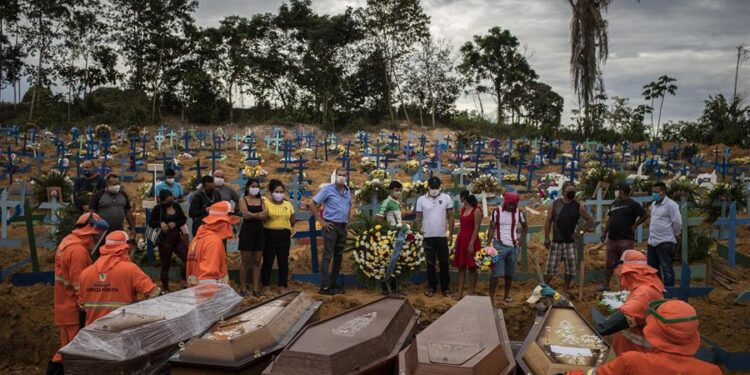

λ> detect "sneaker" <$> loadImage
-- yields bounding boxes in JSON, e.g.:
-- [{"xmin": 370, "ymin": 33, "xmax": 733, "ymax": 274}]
[
  {"xmin": 319, "ymin": 286, "xmax": 336, "ymax": 295},
  {"xmin": 331, "ymin": 285, "xmax": 344, "ymax": 295}
]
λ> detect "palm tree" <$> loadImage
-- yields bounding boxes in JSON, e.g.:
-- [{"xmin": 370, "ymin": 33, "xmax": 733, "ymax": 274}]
[
  {"xmin": 566, "ymin": 0, "xmax": 638, "ymax": 136},
  {"xmin": 566, "ymin": 0, "xmax": 611, "ymax": 136},
  {"xmin": 642, "ymin": 75, "xmax": 678, "ymax": 137}
]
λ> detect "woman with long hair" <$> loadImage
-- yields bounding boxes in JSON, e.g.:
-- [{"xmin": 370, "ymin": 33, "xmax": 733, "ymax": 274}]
[
  {"xmin": 262, "ymin": 179, "xmax": 295, "ymax": 294},
  {"xmin": 452, "ymin": 191, "xmax": 482, "ymax": 300},
  {"xmin": 237, "ymin": 178, "xmax": 268, "ymax": 297}
]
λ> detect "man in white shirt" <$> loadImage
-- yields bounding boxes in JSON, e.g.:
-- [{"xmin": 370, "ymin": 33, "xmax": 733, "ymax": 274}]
[
  {"xmin": 647, "ymin": 181, "xmax": 682, "ymax": 286},
  {"xmin": 415, "ymin": 177, "xmax": 454, "ymax": 297}
]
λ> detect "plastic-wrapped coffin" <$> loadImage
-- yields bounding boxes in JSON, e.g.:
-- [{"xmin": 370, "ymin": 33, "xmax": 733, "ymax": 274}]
[
  {"xmin": 60, "ymin": 284, "xmax": 243, "ymax": 375},
  {"xmin": 169, "ymin": 291, "xmax": 322, "ymax": 375},
  {"xmin": 515, "ymin": 306, "xmax": 614, "ymax": 375},
  {"xmin": 398, "ymin": 295, "xmax": 516, "ymax": 375},
  {"xmin": 263, "ymin": 296, "xmax": 419, "ymax": 375}
]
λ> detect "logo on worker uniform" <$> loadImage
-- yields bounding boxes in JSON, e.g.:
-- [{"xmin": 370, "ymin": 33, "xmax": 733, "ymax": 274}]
[{"xmin": 99, "ymin": 273, "xmax": 107, "ymax": 281}]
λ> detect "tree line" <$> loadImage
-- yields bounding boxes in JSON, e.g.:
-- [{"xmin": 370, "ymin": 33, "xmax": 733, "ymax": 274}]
[{"xmin": 0, "ymin": 0, "xmax": 747, "ymax": 146}]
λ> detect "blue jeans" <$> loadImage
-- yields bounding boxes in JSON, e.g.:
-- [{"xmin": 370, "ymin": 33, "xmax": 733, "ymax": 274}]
[
  {"xmin": 491, "ymin": 241, "xmax": 517, "ymax": 279},
  {"xmin": 647, "ymin": 242, "xmax": 675, "ymax": 286}
]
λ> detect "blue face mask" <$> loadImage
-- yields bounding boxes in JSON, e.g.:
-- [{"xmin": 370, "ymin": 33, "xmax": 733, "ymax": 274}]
[
  {"xmin": 651, "ymin": 192, "xmax": 662, "ymax": 202},
  {"xmin": 82, "ymin": 168, "xmax": 91, "ymax": 177}
]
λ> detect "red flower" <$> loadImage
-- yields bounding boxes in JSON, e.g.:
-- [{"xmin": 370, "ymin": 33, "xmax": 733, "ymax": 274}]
[{"xmin": 406, "ymin": 233, "xmax": 415, "ymax": 241}]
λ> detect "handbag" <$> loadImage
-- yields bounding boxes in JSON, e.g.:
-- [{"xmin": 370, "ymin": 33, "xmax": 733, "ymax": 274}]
[{"xmin": 146, "ymin": 205, "xmax": 164, "ymax": 245}]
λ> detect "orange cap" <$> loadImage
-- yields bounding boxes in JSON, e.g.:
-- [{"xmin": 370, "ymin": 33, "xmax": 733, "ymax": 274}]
[
  {"xmin": 643, "ymin": 300, "xmax": 701, "ymax": 356},
  {"xmin": 99, "ymin": 230, "xmax": 130, "ymax": 255},
  {"xmin": 202, "ymin": 201, "xmax": 241, "ymax": 225}
]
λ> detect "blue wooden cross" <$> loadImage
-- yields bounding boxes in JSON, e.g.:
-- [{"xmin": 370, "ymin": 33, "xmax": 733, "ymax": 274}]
[
  {"xmin": 473, "ymin": 139, "xmax": 484, "ymax": 174},
  {"xmin": 403, "ymin": 142, "xmax": 414, "ymax": 161},
  {"xmin": 209, "ymin": 147, "xmax": 219, "ymax": 174},
  {"xmin": 713, "ymin": 202, "xmax": 750, "ymax": 268},
  {"xmin": 196, "ymin": 130, "xmax": 206, "ymax": 152},
  {"xmin": 181, "ymin": 130, "xmax": 192, "ymax": 153},
  {"xmin": 305, "ymin": 132, "xmax": 315, "ymax": 148},
  {"xmin": 418, "ymin": 134, "xmax": 427, "ymax": 159},
  {"xmin": 140, "ymin": 132, "xmax": 148, "ymax": 160}
]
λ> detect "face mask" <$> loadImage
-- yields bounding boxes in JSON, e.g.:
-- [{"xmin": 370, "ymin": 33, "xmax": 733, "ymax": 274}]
[
  {"xmin": 391, "ymin": 191, "xmax": 402, "ymax": 199},
  {"xmin": 248, "ymin": 187, "xmax": 260, "ymax": 196},
  {"xmin": 163, "ymin": 199, "xmax": 173, "ymax": 206},
  {"xmin": 82, "ymin": 168, "xmax": 91, "ymax": 177},
  {"xmin": 108, "ymin": 184, "xmax": 121, "ymax": 194},
  {"xmin": 214, "ymin": 177, "xmax": 225, "ymax": 186},
  {"xmin": 565, "ymin": 191, "xmax": 576, "ymax": 200},
  {"xmin": 429, "ymin": 189, "xmax": 440, "ymax": 197},
  {"xmin": 651, "ymin": 192, "xmax": 662, "ymax": 202},
  {"xmin": 166, "ymin": 178, "xmax": 174, "ymax": 184},
  {"xmin": 272, "ymin": 192, "xmax": 285, "ymax": 202},
  {"xmin": 336, "ymin": 176, "xmax": 347, "ymax": 185}
]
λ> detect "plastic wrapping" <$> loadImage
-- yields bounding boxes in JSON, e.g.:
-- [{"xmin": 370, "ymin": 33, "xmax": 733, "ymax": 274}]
[{"xmin": 60, "ymin": 284, "xmax": 242, "ymax": 375}]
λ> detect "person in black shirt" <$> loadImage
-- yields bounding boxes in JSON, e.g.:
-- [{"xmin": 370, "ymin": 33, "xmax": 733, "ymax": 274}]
[
  {"xmin": 188, "ymin": 175, "xmax": 222, "ymax": 236},
  {"xmin": 149, "ymin": 189, "xmax": 188, "ymax": 291},
  {"xmin": 543, "ymin": 181, "xmax": 594, "ymax": 291},
  {"xmin": 72, "ymin": 159, "xmax": 105, "ymax": 212},
  {"xmin": 600, "ymin": 184, "xmax": 649, "ymax": 290}
]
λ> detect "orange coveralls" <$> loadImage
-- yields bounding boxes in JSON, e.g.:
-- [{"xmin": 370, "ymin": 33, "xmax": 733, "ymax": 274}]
[
  {"xmin": 79, "ymin": 259, "xmax": 159, "ymax": 326},
  {"xmin": 186, "ymin": 226, "xmax": 228, "ymax": 286},
  {"xmin": 612, "ymin": 283, "xmax": 663, "ymax": 355},
  {"xmin": 52, "ymin": 235, "xmax": 91, "ymax": 362}
]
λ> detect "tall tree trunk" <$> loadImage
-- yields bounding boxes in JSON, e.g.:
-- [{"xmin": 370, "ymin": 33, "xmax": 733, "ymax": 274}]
[
  {"xmin": 733, "ymin": 45, "xmax": 745, "ymax": 102},
  {"xmin": 151, "ymin": 52, "xmax": 163, "ymax": 123},
  {"xmin": 29, "ymin": 43, "xmax": 44, "ymax": 122},
  {"xmin": 419, "ymin": 105, "xmax": 424, "ymax": 127},
  {"xmin": 384, "ymin": 60, "xmax": 395, "ymax": 121},
  {"xmin": 477, "ymin": 92, "xmax": 484, "ymax": 119},
  {"xmin": 657, "ymin": 95, "xmax": 666, "ymax": 136},
  {"xmin": 495, "ymin": 88, "xmax": 503, "ymax": 125},
  {"xmin": 228, "ymin": 80, "xmax": 234, "ymax": 124}
]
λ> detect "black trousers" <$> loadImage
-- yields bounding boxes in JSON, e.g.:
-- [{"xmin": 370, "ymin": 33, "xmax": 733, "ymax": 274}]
[
  {"xmin": 424, "ymin": 237, "xmax": 450, "ymax": 292},
  {"xmin": 262, "ymin": 229, "xmax": 291, "ymax": 288}
]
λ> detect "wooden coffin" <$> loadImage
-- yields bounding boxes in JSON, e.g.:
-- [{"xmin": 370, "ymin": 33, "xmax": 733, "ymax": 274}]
[
  {"xmin": 398, "ymin": 295, "xmax": 515, "ymax": 375},
  {"xmin": 168, "ymin": 291, "xmax": 322, "ymax": 375},
  {"xmin": 263, "ymin": 296, "xmax": 419, "ymax": 375},
  {"xmin": 60, "ymin": 284, "xmax": 242, "ymax": 375},
  {"xmin": 515, "ymin": 306, "xmax": 615, "ymax": 375}
]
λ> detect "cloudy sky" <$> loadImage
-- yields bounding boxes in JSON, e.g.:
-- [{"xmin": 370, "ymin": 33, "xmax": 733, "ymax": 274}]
[{"xmin": 195, "ymin": 0, "xmax": 750, "ymax": 124}]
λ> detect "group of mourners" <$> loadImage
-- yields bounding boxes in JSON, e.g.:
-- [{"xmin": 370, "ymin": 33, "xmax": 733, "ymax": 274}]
[{"xmin": 53, "ymin": 159, "xmax": 716, "ymax": 374}]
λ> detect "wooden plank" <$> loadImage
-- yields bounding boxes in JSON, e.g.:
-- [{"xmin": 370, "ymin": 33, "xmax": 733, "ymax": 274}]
[{"xmin": 711, "ymin": 275, "xmax": 734, "ymax": 290}]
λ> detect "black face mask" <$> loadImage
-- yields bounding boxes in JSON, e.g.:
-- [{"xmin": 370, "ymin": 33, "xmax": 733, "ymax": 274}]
[{"xmin": 565, "ymin": 191, "xmax": 576, "ymax": 199}]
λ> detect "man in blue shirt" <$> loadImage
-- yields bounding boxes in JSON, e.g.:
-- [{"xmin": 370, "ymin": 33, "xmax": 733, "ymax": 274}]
[
  {"xmin": 309, "ymin": 169, "xmax": 351, "ymax": 295},
  {"xmin": 154, "ymin": 169, "xmax": 183, "ymax": 202}
]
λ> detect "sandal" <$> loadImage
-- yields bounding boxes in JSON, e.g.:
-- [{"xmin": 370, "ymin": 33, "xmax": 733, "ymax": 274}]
[
  {"xmin": 424, "ymin": 289, "xmax": 436, "ymax": 297},
  {"xmin": 253, "ymin": 291, "xmax": 263, "ymax": 298},
  {"xmin": 504, "ymin": 297, "xmax": 512, "ymax": 303},
  {"xmin": 442, "ymin": 290, "xmax": 452, "ymax": 298}
]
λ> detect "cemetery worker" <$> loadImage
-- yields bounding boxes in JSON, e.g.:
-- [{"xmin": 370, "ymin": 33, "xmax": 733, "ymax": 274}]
[
  {"xmin": 647, "ymin": 181, "xmax": 682, "ymax": 287},
  {"xmin": 154, "ymin": 168, "xmax": 183, "ymax": 202},
  {"xmin": 89, "ymin": 174, "xmax": 136, "ymax": 237},
  {"xmin": 262, "ymin": 179, "xmax": 296, "ymax": 294},
  {"xmin": 148, "ymin": 189, "xmax": 188, "ymax": 292},
  {"xmin": 376, "ymin": 180, "xmax": 403, "ymax": 227},
  {"xmin": 452, "ymin": 192, "xmax": 482, "ymax": 300},
  {"xmin": 238, "ymin": 178, "xmax": 268, "ymax": 297},
  {"xmin": 51, "ymin": 213, "xmax": 109, "ymax": 367},
  {"xmin": 188, "ymin": 175, "xmax": 222, "ymax": 236},
  {"xmin": 186, "ymin": 201, "xmax": 239, "ymax": 287},
  {"xmin": 309, "ymin": 169, "xmax": 352, "ymax": 295},
  {"xmin": 415, "ymin": 176, "xmax": 454, "ymax": 297},
  {"xmin": 596, "ymin": 250, "xmax": 664, "ymax": 355},
  {"xmin": 600, "ymin": 183, "xmax": 649, "ymax": 291},
  {"xmin": 543, "ymin": 181, "xmax": 593, "ymax": 291},
  {"xmin": 79, "ymin": 231, "xmax": 160, "ymax": 326},
  {"xmin": 565, "ymin": 300, "xmax": 721, "ymax": 375},
  {"xmin": 486, "ymin": 192, "xmax": 527, "ymax": 304},
  {"xmin": 212, "ymin": 169, "xmax": 240, "ymax": 209},
  {"xmin": 73, "ymin": 159, "xmax": 105, "ymax": 212}
]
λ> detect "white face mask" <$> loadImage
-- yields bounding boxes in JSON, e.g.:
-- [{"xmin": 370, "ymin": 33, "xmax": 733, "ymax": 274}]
[
  {"xmin": 248, "ymin": 187, "xmax": 260, "ymax": 196},
  {"xmin": 429, "ymin": 189, "xmax": 440, "ymax": 197},
  {"xmin": 166, "ymin": 178, "xmax": 174, "ymax": 184},
  {"xmin": 392, "ymin": 191, "xmax": 402, "ymax": 199},
  {"xmin": 336, "ymin": 176, "xmax": 347, "ymax": 185},
  {"xmin": 108, "ymin": 184, "xmax": 121, "ymax": 193},
  {"xmin": 272, "ymin": 192, "xmax": 285, "ymax": 202},
  {"xmin": 214, "ymin": 177, "xmax": 225, "ymax": 186}
]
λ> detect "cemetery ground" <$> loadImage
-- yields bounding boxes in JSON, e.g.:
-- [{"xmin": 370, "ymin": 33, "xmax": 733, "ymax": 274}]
[{"xmin": 0, "ymin": 124, "xmax": 749, "ymax": 374}]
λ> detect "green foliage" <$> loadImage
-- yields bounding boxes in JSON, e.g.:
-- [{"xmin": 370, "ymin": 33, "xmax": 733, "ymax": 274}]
[
  {"xmin": 577, "ymin": 162, "xmax": 625, "ymax": 199},
  {"xmin": 699, "ymin": 182, "xmax": 748, "ymax": 222},
  {"xmin": 679, "ymin": 226, "xmax": 712, "ymax": 263},
  {"xmin": 52, "ymin": 203, "xmax": 81, "ymax": 245},
  {"xmin": 31, "ymin": 170, "xmax": 72, "ymax": 206}
]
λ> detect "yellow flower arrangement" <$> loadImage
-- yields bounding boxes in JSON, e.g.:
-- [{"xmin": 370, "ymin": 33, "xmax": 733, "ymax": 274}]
[{"xmin": 350, "ymin": 221, "xmax": 424, "ymax": 281}]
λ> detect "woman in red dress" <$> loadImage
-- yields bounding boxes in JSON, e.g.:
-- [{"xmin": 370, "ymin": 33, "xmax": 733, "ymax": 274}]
[{"xmin": 452, "ymin": 192, "xmax": 483, "ymax": 299}]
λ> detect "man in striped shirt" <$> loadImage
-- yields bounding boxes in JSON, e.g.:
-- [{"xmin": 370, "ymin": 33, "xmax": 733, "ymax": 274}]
[{"xmin": 486, "ymin": 192, "xmax": 527, "ymax": 303}]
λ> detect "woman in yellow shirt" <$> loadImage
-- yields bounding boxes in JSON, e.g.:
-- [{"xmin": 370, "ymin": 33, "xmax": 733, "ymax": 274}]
[{"xmin": 262, "ymin": 179, "xmax": 296, "ymax": 294}]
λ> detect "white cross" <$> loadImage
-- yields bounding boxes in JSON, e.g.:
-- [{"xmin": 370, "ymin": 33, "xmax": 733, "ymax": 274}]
[
  {"xmin": 39, "ymin": 196, "xmax": 68, "ymax": 235},
  {"xmin": 0, "ymin": 189, "xmax": 21, "ymax": 239}
]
